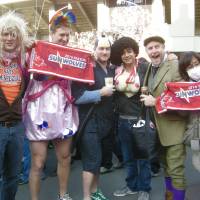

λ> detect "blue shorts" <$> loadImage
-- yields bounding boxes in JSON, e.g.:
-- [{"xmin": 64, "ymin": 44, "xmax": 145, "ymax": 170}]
[{"xmin": 81, "ymin": 116, "xmax": 112, "ymax": 174}]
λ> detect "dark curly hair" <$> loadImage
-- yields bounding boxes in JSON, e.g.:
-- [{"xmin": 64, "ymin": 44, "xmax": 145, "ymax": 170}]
[
  {"xmin": 179, "ymin": 51, "xmax": 200, "ymax": 81},
  {"xmin": 110, "ymin": 37, "xmax": 139, "ymax": 66}
]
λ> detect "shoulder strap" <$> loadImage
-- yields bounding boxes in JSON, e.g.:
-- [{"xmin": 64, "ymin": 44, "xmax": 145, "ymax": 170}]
[
  {"xmin": 143, "ymin": 63, "xmax": 152, "ymax": 87},
  {"xmin": 72, "ymin": 104, "xmax": 96, "ymax": 151},
  {"xmin": 76, "ymin": 104, "xmax": 96, "ymax": 136},
  {"xmin": 135, "ymin": 103, "xmax": 146, "ymax": 120}
]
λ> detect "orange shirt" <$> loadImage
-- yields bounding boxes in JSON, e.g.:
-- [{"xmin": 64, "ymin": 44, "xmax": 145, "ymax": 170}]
[{"xmin": 0, "ymin": 61, "xmax": 22, "ymax": 105}]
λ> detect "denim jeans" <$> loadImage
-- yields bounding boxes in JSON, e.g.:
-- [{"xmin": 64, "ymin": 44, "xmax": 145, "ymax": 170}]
[
  {"xmin": 21, "ymin": 137, "xmax": 31, "ymax": 182},
  {"xmin": 118, "ymin": 117, "xmax": 151, "ymax": 192},
  {"xmin": 0, "ymin": 121, "xmax": 25, "ymax": 200}
]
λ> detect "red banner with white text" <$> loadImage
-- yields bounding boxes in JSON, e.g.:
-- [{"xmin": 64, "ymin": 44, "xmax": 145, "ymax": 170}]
[
  {"xmin": 29, "ymin": 41, "xmax": 94, "ymax": 83},
  {"xmin": 156, "ymin": 82, "xmax": 200, "ymax": 114}
]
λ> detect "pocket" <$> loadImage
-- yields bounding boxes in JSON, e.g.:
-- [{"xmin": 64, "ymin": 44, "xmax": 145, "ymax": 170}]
[{"xmin": 163, "ymin": 112, "xmax": 184, "ymax": 121}]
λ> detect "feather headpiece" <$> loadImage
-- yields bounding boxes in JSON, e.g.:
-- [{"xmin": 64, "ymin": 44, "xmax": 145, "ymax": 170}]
[{"xmin": 49, "ymin": 6, "xmax": 76, "ymax": 28}]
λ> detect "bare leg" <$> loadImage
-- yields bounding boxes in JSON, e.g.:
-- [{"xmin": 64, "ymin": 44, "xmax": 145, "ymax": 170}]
[
  {"xmin": 91, "ymin": 174, "xmax": 99, "ymax": 193},
  {"xmin": 29, "ymin": 141, "xmax": 48, "ymax": 200},
  {"xmin": 54, "ymin": 137, "xmax": 72, "ymax": 197},
  {"xmin": 82, "ymin": 171, "xmax": 98, "ymax": 200}
]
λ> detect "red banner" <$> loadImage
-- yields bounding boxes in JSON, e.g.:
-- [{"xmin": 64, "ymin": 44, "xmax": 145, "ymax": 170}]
[
  {"xmin": 156, "ymin": 82, "xmax": 200, "ymax": 113},
  {"xmin": 29, "ymin": 41, "xmax": 94, "ymax": 83}
]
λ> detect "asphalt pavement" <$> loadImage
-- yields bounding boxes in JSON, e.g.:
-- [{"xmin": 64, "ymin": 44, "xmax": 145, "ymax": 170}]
[{"xmin": 16, "ymin": 148, "xmax": 200, "ymax": 200}]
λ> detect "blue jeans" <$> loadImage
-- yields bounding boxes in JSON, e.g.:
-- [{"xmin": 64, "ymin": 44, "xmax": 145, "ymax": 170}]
[
  {"xmin": 21, "ymin": 137, "xmax": 31, "ymax": 182},
  {"xmin": 0, "ymin": 121, "xmax": 25, "ymax": 200},
  {"xmin": 118, "ymin": 118, "xmax": 151, "ymax": 192}
]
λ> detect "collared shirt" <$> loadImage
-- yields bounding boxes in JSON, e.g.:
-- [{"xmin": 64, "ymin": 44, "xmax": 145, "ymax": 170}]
[
  {"xmin": 151, "ymin": 65, "xmax": 159, "ymax": 77},
  {"xmin": 151, "ymin": 53, "xmax": 167, "ymax": 77}
]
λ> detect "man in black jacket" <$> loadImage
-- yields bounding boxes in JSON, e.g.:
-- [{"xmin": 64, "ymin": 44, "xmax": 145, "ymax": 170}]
[{"xmin": 72, "ymin": 37, "xmax": 115, "ymax": 200}]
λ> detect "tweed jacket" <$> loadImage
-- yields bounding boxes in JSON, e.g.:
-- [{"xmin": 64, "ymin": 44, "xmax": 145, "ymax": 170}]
[{"xmin": 143, "ymin": 59, "xmax": 188, "ymax": 146}]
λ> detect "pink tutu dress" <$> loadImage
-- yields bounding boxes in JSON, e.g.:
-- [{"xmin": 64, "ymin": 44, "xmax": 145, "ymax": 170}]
[{"xmin": 23, "ymin": 78, "xmax": 79, "ymax": 141}]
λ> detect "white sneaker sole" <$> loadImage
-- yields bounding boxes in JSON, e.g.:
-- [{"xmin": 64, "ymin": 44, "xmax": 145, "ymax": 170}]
[{"xmin": 113, "ymin": 191, "xmax": 138, "ymax": 197}]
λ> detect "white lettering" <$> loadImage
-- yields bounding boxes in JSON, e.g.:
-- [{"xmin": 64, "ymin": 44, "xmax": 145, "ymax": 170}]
[{"xmin": 48, "ymin": 54, "xmax": 87, "ymax": 69}]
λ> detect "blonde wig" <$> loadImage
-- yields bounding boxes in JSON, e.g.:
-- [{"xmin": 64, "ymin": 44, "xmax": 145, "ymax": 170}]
[{"xmin": 0, "ymin": 11, "xmax": 29, "ymax": 66}]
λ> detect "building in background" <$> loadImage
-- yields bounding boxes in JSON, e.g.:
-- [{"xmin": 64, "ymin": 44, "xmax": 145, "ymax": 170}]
[
  {"xmin": 104, "ymin": 0, "xmax": 200, "ymax": 53},
  {"xmin": 0, "ymin": 0, "xmax": 199, "ymax": 53}
]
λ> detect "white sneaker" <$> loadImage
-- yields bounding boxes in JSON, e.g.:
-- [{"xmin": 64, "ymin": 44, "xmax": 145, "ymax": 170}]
[
  {"xmin": 137, "ymin": 191, "xmax": 150, "ymax": 200},
  {"xmin": 113, "ymin": 186, "xmax": 137, "ymax": 197},
  {"xmin": 58, "ymin": 193, "xmax": 72, "ymax": 200}
]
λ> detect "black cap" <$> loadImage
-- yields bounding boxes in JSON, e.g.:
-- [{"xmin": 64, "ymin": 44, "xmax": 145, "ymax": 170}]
[{"xmin": 144, "ymin": 36, "xmax": 165, "ymax": 46}]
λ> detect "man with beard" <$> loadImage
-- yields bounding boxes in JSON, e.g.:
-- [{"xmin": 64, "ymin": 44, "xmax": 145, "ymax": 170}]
[
  {"xmin": 140, "ymin": 36, "xmax": 188, "ymax": 200},
  {"xmin": 0, "ymin": 12, "xmax": 30, "ymax": 200},
  {"xmin": 72, "ymin": 37, "xmax": 115, "ymax": 200}
]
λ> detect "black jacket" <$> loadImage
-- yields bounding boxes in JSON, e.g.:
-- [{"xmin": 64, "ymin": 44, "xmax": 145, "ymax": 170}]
[{"xmin": 72, "ymin": 62, "xmax": 115, "ymax": 138}]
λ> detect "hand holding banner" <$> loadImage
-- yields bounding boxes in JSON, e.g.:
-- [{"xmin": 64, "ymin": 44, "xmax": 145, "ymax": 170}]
[
  {"xmin": 156, "ymin": 82, "xmax": 200, "ymax": 113},
  {"xmin": 29, "ymin": 41, "xmax": 94, "ymax": 83}
]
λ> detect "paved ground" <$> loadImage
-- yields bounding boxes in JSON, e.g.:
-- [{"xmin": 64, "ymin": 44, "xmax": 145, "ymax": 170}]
[{"xmin": 16, "ymin": 148, "xmax": 200, "ymax": 200}]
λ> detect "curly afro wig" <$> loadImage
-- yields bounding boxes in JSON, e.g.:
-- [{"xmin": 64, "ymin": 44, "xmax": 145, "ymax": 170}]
[{"xmin": 110, "ymin": 37, "xmax": 139, "ymax": 66}]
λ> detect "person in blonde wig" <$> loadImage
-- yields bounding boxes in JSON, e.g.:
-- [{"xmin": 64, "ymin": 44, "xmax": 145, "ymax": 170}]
[
  {"xmin": 0, "ymin": 11, "xmax": 30, "ymax": 200},
  {"xmin": 0, "ymin": 11, "xmax": 29, "ymax": 67}
]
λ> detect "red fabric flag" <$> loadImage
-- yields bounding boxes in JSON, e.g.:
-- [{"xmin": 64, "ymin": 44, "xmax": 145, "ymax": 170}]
[
  {"xmin": 29, "ymin": 41, "xmax": 94, "ymax": 83},
  {"xmin": 156, "ymin": 82, "xmax": 200, "ymax": 114}
]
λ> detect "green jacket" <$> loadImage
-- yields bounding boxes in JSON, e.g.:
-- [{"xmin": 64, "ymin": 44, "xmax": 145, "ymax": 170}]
[{"xmin": 143, "ymin": 60, "xmax": 188, "ymax": 146}]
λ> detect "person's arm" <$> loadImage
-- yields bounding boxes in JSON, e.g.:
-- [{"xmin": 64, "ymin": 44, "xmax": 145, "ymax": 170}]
[
  {"xmin": 75, "ymin": 85, "xmax": 115, "ymax": 104},
  {"xmin": 72, "ymin": 81, "xmax": 115, "ymax": 105},
  {"xmin": 75, "ymin": 90, "xmax": 101, "ymax": 104}
]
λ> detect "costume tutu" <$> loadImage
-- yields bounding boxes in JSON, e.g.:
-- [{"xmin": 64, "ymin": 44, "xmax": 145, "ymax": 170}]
[{"xmin": 23, "ymin": 79, "xmax": 79, "ymax": 141}]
